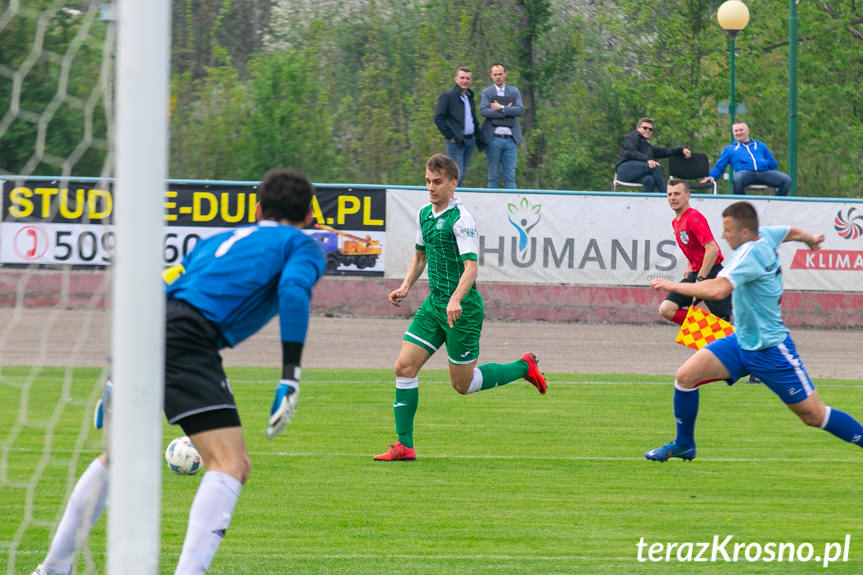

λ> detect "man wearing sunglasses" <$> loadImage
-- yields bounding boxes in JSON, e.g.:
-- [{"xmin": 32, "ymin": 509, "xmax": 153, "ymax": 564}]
[{"xmin": 616, "ymin": 117, "xmax": 691, "ymax": 194}]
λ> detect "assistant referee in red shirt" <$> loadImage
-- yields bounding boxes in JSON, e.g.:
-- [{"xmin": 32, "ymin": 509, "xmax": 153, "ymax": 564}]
[{"xmin": 659, "ymin": 179, "xmax": 732, "ymax": 325}]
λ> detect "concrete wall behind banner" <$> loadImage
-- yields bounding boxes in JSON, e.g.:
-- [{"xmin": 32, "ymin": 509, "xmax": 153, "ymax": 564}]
[
  {"xmin": 311, "ymin": 276, "xmax": 863, "ymax": 328},
  {"xmin": 3, "ymin": 267, "xmax": 861, "ymax": 329}
]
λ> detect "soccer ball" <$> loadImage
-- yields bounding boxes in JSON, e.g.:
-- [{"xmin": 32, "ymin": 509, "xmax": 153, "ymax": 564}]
[{"xmin": 165, "ymin": 436, "xmax": 202, "ymax": 475}]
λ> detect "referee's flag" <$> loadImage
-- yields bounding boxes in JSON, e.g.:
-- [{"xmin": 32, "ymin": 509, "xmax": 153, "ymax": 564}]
[{"xmin": 675, "ymin": 306, "xmax": 735, "ymax": 350}]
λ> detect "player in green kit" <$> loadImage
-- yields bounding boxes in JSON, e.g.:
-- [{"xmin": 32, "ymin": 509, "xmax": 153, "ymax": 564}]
[{"xmin": 374, "ymin": 153, "xmax": 547, "ymax": 461}]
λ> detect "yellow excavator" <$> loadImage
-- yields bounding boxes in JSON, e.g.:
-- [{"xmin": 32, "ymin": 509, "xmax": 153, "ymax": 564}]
[{"xmin": 311, "ymin": 223, "xmax": 381, "ymax": 272}]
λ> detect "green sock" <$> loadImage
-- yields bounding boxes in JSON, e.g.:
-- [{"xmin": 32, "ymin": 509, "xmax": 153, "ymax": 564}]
[
  {"xmin": 394, "ymin": 386, "xmax": 418, "ymax": 448},
  {"xmin": 478, "ymin": 360, "xmax": 529, "ymax": 391}
]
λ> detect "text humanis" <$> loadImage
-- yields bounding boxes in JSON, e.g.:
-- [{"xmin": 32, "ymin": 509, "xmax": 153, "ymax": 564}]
[{"xmin": 479, "ymin": 236, "xmax": 679, "ymax": 270}]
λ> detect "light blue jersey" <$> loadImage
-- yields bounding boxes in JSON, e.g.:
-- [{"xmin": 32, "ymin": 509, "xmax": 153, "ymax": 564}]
[
  {"xmin": 701, "ymin": 226, "xmax": 863, "ymax": 451},
  {"xmin": 717, "ymin": 226, "xmax": 790, "ymax": 350}
]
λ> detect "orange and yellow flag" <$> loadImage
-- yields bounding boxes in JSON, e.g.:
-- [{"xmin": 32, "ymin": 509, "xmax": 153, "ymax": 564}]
[{"xmin": 675, "ymin": 306, "xmax": 735, "ymax": 350}]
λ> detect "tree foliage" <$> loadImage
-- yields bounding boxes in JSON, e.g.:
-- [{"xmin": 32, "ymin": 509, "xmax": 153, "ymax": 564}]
[{"xmin": 0, "ymin": 3, "xmax": 110, "ymax": 177}]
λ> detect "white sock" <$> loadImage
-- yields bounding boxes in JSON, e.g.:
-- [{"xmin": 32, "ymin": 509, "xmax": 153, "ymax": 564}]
[
  {"xmin": 43, "ymin": 457, "xmax": 109, "ymax": 574},
  {"xmin": 820, "ymin": 406, "xmax": 833, "ymax": 429},
  {"xmin": 175, "ymin": 470, "xmax": 242, "ymax": 575},
  {"xmin": 395, "ymin": 376, "xmax": 418, "ymax": 389},
  {"xmin": 465, "ymin": 368, "xmax": 483, "ymax": 394}
]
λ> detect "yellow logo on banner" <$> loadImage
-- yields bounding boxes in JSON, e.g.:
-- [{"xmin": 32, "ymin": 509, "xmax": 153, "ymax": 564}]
[{"xmin": 675, "ymin": 306, "xmax": 735, "ymax": 350}]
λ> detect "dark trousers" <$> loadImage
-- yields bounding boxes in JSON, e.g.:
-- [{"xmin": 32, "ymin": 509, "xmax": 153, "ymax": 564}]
[
  {"xmin": 617, "ymin": 160, "xmax": 666, "ymax": 194},
  {"xmin": 445, "ymin": 137, "xmax": 476, "ymax": 186},
  {"xmin": 732, "ymin": 170, "xmax": 792, "ymax": 196}
]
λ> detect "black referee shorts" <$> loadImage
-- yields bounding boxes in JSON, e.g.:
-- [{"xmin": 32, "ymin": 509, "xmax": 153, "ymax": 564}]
[
  {"xmin": 663, "ymin": 264, "xmax": 733, "ymax": 321},
  {"xmin": 164, "ymin": 298, "xmax": 241, "ymax": 435}
]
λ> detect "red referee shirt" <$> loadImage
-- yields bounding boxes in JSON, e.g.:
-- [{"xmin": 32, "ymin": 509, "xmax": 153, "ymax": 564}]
[{"xmin": 672, "ymin": 207, "xmax": 724, "ymax": 272}]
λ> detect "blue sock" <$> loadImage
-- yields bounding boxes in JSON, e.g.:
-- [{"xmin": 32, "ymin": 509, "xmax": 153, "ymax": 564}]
[
  {"xmin": 673, "ymin": 384, "xmax": 699, "ymax": 448},
  {"xmin": 822, "ymin": 407, "xmax": 863, "ymax": 447}
]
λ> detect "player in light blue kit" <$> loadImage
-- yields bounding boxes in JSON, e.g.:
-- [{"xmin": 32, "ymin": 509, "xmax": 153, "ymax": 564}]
[
  {"xmin": 645, "ymin": 201, "xmax": 863, "ymax": 461},
  {"xmin": 33, "ymin": 169, "xmax": 325, "ymax": 575}
]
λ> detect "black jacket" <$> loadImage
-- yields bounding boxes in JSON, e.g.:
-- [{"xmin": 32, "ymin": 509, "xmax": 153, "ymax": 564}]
[
  {"xmin": 434, "ymin": 84, "xmax": 481, "ymax": 147},
  {"xmin": 616, "ymin": 130, "xmax": 684, "ymax": 167}
]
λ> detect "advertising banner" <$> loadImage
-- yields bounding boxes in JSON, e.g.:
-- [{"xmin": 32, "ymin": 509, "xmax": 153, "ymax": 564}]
[
  {"xmin": 386, "ymin": 189, "xmax": 863, "ymax": 292},
  {"xmin": 0, "ymin": 179, "xmax": 386, "ymax": 275}
]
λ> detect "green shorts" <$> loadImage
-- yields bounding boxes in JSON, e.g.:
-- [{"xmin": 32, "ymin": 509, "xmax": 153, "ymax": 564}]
[{"xmin": 404, "ymin": 291, "xmax": 484, "ymax": 364}]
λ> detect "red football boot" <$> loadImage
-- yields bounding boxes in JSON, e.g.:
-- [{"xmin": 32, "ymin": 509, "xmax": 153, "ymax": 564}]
[
  {"xmin": 521, "ymin": 352, "xmax": 547, "ymax": 394},
  {"xmin": 373, "ymin": 441, "xmax": 416, "ymax": 461}
]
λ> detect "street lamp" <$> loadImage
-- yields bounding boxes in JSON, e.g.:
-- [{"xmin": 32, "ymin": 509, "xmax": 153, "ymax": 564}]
[
  {"xmin": 717, "ymin": 0, "xmax": 750, "ymax": 194},
  {"xmin": 788, "ymin": 0, "xmax": 798, "ymax": 196}
]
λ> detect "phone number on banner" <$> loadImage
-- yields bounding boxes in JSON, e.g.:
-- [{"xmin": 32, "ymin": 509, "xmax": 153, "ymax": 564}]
[{"xmin": 0, "ymin": 223, "xmax": 228, "ymax": 266}]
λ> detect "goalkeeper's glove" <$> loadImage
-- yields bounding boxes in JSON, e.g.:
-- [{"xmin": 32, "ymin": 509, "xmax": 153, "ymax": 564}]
[
  {"xmin": 266, "ymin": 380, "xmax": 299, "ymax": 440},
  {"xmin": 93, "ymin": 379, "xmax": 113, "ymax": 430},
  {"xmin": 162, "ymin": 264, "xmax": 185, "ymax": 285}
]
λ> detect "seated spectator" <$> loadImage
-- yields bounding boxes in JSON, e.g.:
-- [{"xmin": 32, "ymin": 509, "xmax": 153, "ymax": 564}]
[
  {"xmin": 702, "ymin": 122, "xmax": 792, "ymax": 196},
  {"xmin": 616, "ymin": 117, "xmax": 691, "ymax": 194}
]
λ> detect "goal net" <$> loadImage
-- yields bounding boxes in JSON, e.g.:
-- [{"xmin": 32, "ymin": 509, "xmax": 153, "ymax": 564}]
[{"xmin": 0, "ymin": 2, "xmax": 168, "ymax": 574}]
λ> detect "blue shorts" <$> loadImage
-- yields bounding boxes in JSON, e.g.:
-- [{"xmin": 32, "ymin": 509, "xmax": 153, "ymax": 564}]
[{"xmin": 706, "ymin": 333, "xmax": 815, "ymax": 405}]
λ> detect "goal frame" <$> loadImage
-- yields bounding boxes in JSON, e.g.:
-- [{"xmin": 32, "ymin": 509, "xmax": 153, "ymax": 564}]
[{"xmin": 107, "ymin": 1, "xmax": 170, "ymax": 574}]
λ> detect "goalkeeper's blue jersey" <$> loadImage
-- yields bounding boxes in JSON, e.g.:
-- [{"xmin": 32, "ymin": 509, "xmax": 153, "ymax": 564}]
[{"xmin": 166, "ymin": 220, "xmax": 325, "ymax": 348}]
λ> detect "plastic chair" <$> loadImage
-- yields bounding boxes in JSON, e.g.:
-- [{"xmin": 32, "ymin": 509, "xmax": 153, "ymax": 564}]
[
  {"xmin": 612, "ymin": 173, "xmax": 645, "ymax": 192},
  {"xmin": 745, "ymin": 184, "xmax": 775, "ymax": 195},
  {"xmin": 719, "ymin": 173, "xmax": 777, "ymax": 195},
  {"xmin": 667, "ymin": 153, "xmax": 717, "ymax": 194}
]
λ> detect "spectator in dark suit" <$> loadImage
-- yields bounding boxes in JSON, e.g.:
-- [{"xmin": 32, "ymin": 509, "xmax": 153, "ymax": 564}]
[
  {"xmin": 616, "ymin": 117, "xmax": 690, "ymax": 194},
  {"xmin": 434, "ymin": 67, "xmax": 480, "ymax": 186}
]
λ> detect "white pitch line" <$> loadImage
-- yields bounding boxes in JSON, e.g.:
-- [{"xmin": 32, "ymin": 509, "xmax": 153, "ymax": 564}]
[
  {"xmin": 238, "ymin": 378, "xmax": 863, "ymax": 388},
  {"xmin": 212, "ymin": 551, "xmax": 627, "ymax": 562},
  {"xmin": 9, "ymin": 548, "xmax": 631, "ymax": 563},
  {"xmin": 255, "ymin": 451, "xmax": 862, "ymax": 464},
  {"xmin": 5, "ymin": 447, "xmax": 859, "ymax": 464}
]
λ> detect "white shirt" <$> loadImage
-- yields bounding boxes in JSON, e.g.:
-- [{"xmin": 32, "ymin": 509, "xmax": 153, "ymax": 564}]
[
  {"xmin": 459, "ymin": 93, "xmax": 474, "ymax": 136},
  {"xmin": 493, "ymin": 85, "xmax": 513, "ymax": 136}
]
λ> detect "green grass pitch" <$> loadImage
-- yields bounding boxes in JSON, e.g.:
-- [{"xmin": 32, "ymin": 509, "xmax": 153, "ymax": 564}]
[{"xmin": 2, "ymin": 366, "xmax": 862, "ymax": 574}]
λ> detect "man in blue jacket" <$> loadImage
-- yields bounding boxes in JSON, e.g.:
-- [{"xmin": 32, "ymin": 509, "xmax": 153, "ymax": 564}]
[
  {"xmin": 434, "ymin": 66, "xmax": 481, "ymax": 186},
  {"xmin": 702, "ymin": 122, "xmax": 792, "ymax": 195}
]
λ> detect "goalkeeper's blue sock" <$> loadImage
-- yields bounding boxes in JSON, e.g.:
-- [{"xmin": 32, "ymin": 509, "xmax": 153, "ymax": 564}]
[
  {"xmin": 821, "ymin": 407, "xmax": 863, "ymax": 447},
  {"xmin": 673, "ymin": 383, "xmax": 699, "ymax": 448}
]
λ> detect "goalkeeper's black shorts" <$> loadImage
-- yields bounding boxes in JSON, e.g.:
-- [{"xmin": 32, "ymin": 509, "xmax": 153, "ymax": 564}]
[{"xmin": 164, "ymin": 298, "xmax": 241, "ymax": 434}]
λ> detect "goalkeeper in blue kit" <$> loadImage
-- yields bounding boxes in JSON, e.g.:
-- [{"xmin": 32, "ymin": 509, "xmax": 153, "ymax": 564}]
[
  {"xmin": 374, "ymin": 154, "xmax": 547, "ymax": 462},
  {"xmin": 33, "ymin": 169, "xmax": 325, "ymax": 575}
]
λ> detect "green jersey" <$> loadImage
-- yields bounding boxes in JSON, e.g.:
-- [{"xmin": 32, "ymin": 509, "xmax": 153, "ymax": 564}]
[{"xmin": 416, "ymin": 198, "xmax": 479, "ymax": 305}]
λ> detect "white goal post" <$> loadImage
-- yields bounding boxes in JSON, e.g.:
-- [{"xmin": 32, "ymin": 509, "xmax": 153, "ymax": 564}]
[{"xmin": 107, "ymin": 1, "xmax": 170, "ymax": 574}]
